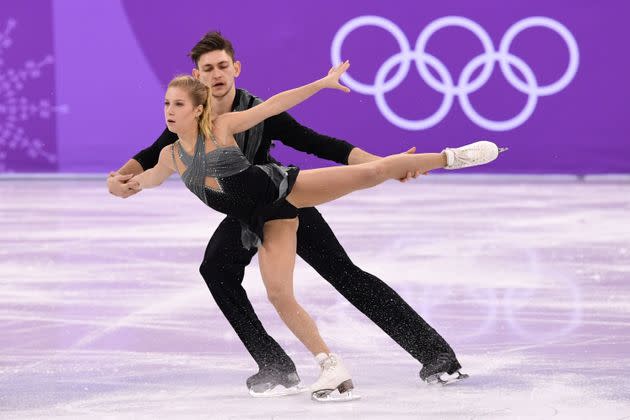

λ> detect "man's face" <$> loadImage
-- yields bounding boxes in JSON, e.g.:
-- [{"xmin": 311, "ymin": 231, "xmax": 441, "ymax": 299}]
[{"xmin": 192, "ymin": 50, "xmax": 241, "ymax": 98}]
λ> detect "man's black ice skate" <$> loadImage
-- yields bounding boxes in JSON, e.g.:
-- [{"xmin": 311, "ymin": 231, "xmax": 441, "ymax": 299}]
[
  {"xmin": 247, "ymin": 366, "xmax": 306, "ymax": 397},
  {"xmin": 419, "ymin": 353, "xmax": 469, "ymax": 386}
]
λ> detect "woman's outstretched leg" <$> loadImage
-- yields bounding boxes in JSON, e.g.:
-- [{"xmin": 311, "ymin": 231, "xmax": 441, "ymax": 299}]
[
  {"xmin": 258, "ymin": 218, "xmax": 356, "ymax": 401},
  {"xmin": 287, "ymin": 151, "xmax": 446, "ymax": 209},
  {"xmin": 288, "ymin": 141, "xmax": 501, "ymax": 209}
]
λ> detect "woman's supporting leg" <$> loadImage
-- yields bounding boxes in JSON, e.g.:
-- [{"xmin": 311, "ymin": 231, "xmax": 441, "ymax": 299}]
[
  {"xmin": 287, "ymin": 152, "xmax": 446, "ymax": 209},
  {"xmin": 259, "ymin": 218, "xmax": 356, "ymax": 400},
  {"xmin": 258, "ymin": 218, "xmax": 330, "ymax": 356}
]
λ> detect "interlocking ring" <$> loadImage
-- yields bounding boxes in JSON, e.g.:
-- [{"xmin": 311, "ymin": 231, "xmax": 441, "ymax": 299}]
[{"xmin": 331, "ymin": 15, "xmax": 579, "ymax": 131}]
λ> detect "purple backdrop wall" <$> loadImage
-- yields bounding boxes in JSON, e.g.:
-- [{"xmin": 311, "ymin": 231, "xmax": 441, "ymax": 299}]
[
  {"xmin": 1, "ymin": 0, "xmax": 628, "ymax": 173},
  {"xmin": 0, "ymin": 1, "xmax": 59, "ymax": 171}
]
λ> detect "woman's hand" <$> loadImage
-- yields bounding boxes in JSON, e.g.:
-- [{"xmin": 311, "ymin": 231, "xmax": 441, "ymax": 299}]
[
  {"xmin": 127, "ymin": 177, "xmax": 142, "ymax": 192},
  {"xmin": 321, "ymin": 60, "xmax": 351, "ymax": 92},
  {"xmin": 107, "ymin": 172, "xmax": 138, "ymax": 198}
]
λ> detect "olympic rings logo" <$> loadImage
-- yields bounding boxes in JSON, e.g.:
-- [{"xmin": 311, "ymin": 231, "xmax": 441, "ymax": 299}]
[{"xmin": 330, "ymin": 16, "xmax": 580, "ymax": 131}]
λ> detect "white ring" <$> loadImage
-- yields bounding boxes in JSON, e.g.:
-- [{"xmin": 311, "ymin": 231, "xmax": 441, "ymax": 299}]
[
  {"xmin": 331, "ymin": 16, "xmax": 411, "ymax": 95},
  {"xmin": 374, "ymin": 50, "xmax": 455, "ymax": 130},
  {"xmin": 415, "ymin": 16, "xmax": 496, "ymax": 96},
  {"xmin": 330, "ymin": 15, "xmax": 579, "ymax": 131},
  {"xmin": 499, "ymin": 16, "xmax": 580, "ymax": 96},
  {"xmin": 459, "ymin": 52, "xmax": 539, "ymax": 131}
]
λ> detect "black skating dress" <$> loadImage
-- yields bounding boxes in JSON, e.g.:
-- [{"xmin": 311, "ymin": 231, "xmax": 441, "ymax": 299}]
[{"xmin": 171, "ymin": 133, "xmax": 300, "ymax": 249}]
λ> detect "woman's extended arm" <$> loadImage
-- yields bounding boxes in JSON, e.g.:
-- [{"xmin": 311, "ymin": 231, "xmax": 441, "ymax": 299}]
[
  {"xmin": 217, "ymin": 61, "xmax": 350, "ymax": 136},
  {"xmin": 127, "ymin": 146, "xmax": 175, "ymax": 191}
]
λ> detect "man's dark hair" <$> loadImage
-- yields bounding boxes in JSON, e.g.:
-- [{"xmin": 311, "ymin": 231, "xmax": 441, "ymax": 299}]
[{"xmin": 188, "ymin": 31, "xmax": 236, "ymax": 67}]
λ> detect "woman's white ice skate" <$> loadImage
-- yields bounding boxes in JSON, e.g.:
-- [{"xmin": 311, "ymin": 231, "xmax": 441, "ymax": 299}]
[
  {"xmin": 442, "ymin": 140, "xmax": 508, "ymax": 170},
  {"xmin": 310, "ymin": 353, "xmax": 361, "ymax": 402}
]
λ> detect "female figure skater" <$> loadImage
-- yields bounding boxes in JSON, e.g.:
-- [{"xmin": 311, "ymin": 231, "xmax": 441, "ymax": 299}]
[{"xmin": 128, "ymin": 61, "xmax": 502, "ymax": 401}]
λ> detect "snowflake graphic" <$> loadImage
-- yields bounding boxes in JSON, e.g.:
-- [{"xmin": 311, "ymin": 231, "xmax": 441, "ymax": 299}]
[{"xmin": 0, "ymin": 18, "xmax": 68, "ymax": 171}]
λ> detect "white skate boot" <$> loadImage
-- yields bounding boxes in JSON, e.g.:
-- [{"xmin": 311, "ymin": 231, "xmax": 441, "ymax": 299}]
[
  {"xmin": 310, "ymin": 353, "xmax": 360, "ymax": 402},
  {"xmin": 442, "ymin": 141, "xmax": 507, "ymax": 170}
]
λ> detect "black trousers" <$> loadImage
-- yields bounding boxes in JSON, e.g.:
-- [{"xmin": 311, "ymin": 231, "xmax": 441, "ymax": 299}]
[{"xmin": 199, "ymin": 207, "xmax": 459, "ymax": 372}]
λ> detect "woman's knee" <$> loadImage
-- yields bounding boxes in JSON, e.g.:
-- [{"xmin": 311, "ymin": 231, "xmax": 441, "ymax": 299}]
[{"xmin": 266, "ymin": 287, "xmax": 295, "ymax": 308}]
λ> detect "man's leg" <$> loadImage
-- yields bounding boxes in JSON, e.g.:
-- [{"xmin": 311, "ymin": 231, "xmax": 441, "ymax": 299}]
[
  {"xmin": 295, "ymin": 207, "xmax": 462, "ymax": 374},
  {"xmin": 199, "ymin": 216, "xmax": 300, "ymax": 392}
]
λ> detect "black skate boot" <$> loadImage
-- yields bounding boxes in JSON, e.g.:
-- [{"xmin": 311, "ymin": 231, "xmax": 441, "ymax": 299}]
[
  {"xmin": 419, "ymin": 353, "xmax": 469, "ymax": 385},
  {"xmin": 247, "ymin": 365, "xmax": 305, "ymax": 397}
]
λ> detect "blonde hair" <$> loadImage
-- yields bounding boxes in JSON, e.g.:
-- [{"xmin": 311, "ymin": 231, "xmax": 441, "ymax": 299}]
[{"xmin": 168, "ymin": 75, "xmax": 213, "ymax": 140}]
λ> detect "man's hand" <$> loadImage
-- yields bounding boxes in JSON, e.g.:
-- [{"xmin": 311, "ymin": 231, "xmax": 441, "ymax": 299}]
[
  {"xmin": 107, "ymin": 171, "xmax": 139, "ymax": 198},
  {"xmin": 398, "ymin": 146, "xmax": 428, "ymax": 183}
]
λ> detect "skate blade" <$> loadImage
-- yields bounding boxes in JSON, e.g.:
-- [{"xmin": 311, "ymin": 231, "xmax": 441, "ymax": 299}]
[
  {"xmin": 311, "ymin": 389, "xmax": 361, "ymax": 403},
  {"xmin": 426, "ymin": 371, "xmax": 469, "ymax": 386},
  {"xmin": 249, "ymin": 384, "xmax": 307, "ymax": 398}
]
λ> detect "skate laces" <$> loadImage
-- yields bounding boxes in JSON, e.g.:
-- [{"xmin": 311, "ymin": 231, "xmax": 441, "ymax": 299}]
[
  {"xmin": 453, "ymin": 145, "xmax": 482, "ymax": 164},
  {"xmin": 319, "ymin": 354, "xmax": 338, "ymax": 373},
  {"xmin": 443, "ymin": 141, "xmax": 499, "ymax": 170}
]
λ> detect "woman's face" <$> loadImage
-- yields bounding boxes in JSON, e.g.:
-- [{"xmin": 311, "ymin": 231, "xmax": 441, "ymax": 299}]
[{"xmin": 164, "ymin": 86, "xmax": 202, "ymax": 134}]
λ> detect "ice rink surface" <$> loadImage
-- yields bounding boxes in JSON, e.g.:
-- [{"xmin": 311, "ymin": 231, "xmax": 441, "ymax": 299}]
[{"xmin": 1, "ymin": 177, "xmax": 629, "ymax": 419}]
